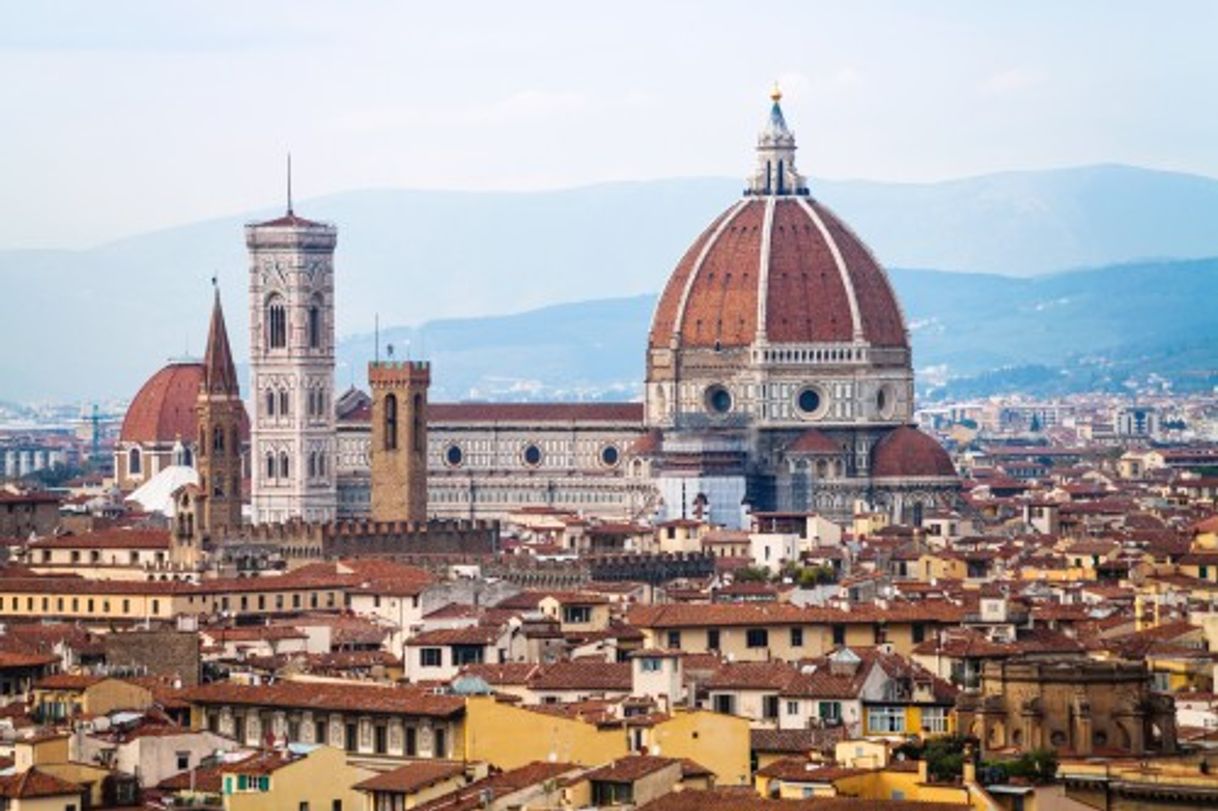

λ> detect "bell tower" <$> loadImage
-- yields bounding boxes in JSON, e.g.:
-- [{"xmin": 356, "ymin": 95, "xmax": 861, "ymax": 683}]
[
  {"xmin": 369, "ymin": 360, "xmax": 430, "ymax": 523},
  {"xmin": 196, "ymin": 285, "xmax": 245, "ymax": 536},
  {"xmin": 246, "ymin": 172, "xmax": 339, "ymax": 524}
]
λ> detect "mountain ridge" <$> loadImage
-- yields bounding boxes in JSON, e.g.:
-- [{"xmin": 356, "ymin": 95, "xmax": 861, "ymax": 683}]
[{"xmin": 4, "ymin": 164, "xmax": 1218, "ymax": 400}]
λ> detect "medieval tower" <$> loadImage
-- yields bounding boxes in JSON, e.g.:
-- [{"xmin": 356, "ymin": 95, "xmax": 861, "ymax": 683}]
[
  {"xmin": 368, "ymin": 360, "xmax": 430, "ymax": 523},
  {"xmin": 196, "ymin": 286, "xmax": 245, "ymax": 535},
  {"xmin": 246, "ymin": 199, "xmax": 339, "ymax": 524}
]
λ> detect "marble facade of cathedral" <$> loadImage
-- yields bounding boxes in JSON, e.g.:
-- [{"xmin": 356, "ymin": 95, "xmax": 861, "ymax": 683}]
[{"xmin": 331, "ymin": 90, "xmax": 959, "ymax": 528}]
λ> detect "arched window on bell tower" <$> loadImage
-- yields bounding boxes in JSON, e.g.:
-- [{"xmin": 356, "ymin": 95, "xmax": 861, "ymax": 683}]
[
  {"xmin": 212, "ymin": 425, "xmax": 225, "ymax": 455},
  {"xmin": 129, "ymin": 447, "xmax": 142, "ymax": 475},
  {"xmin": 308, "ymin": 295, "xmax": 322, "ymax": 350},
  {"xmin": 384, "ymin": 394, "xmax": 398, "ymax": 451},
  {"xmin": 266, "ymin": 295, "xmax": 287, "ymax": 349}
]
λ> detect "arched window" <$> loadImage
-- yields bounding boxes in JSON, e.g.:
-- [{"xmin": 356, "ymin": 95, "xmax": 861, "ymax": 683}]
[
  {"xmin": 308, "ymin": 452, "xmax": 317, "ymax": 478},
  {"xmin": 279, "ymin": 390, "xmax": 290, "ymax": 417},
  {"xmin": 267, "ymin": 295, "xmax": 287, "ymax": 349},
  {"xmin": 279, "ymin": 452, "xmax": 290, "ymax": 479},
  {"xmin": 413, "ymin": 394, "xmax": 424, "ymax": 453},
  {"xmin": 384, "ymin": 394, "xmax": 398, "ymax": 451},
  {"xmin": 265, "ymin": 390, "xmax": 276, "ymax": 417},
  {"xmin": 213, "ymin": 479, "xmax": 224, "ymax": 497},
  {"xmin": 308, "ymin": 297, "xmax": 322, "ymax": 349},
  {"xmin": 318, "ymin": 453, "xmax": 326, "ymax": 477},
  {"xmin": 212, "ymin": 425, "xmax": 225, "ymax": 454},
  {"xmin": 265, "ymin": 453, "xmax": 276, "ymax": 480},
  {"xmin": 128, "ymin": 447, "xmax": 142, "ymax": 475},
  {"xmin": 182, "ymin": 447, "xmax": 192, "ymax": 467}
]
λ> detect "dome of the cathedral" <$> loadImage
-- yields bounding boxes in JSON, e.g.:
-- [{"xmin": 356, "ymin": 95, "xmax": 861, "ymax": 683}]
[
  {"xmin": 870, "ymin": 426, "xmax": 956, "ymax": 479},
  {"xmin": 648, "ymin": 196, "xmax": 907, "ymax": 351},
  {"xmin": 119, "ymin": 362, "xmax": 205, "ymax": 444},
  {"xmin": 648, "ymin": 94, "xmax": 906, "ymax": 354}
]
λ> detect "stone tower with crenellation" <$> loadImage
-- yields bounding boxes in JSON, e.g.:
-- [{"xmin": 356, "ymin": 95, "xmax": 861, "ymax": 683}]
[{"xmin": 368, "ymin": 360, "xmax": 430, "ymax": 523}]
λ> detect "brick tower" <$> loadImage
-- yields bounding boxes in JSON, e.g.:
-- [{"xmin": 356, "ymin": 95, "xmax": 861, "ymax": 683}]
[
  {"xmin": 368, "ymin": 360, "xmax": 430, "ymax": 523},
  {"xmin": 196, "ymin": 285, "xmax": 245, "ymax": 536}
]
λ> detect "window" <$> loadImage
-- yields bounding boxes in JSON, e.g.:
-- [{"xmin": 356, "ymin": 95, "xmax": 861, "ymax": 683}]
[
  {"xmin": 922, "ymin": 707, "xmax": 948, "ymax": 734},
  {"xmin": 308, "ymin": 299, "xmax": 322, "ymax": 349},
  {"xmin": 128, "ymin": 447, "xmax": 142, "ymax": 474},
  {"xmin": 819, "ymin": 701, "xmax": 842, "ymax": 721},
  {"xmin": 420, "ymin": 648, "xmax": 442, "ymax": 667},
  {"xmin": 280, "ymin": 452, "xmax": 290, "ymax": 479},
  {"xmin": 746, "ymin": 628, "xmax": 769, "ymax": 648},
  {"xmin": 523, "ymin": 444, "xmax": 542, "ymax": 467},
  {"xmin": 912, "ymin": 623, "xmax": 926, "ymax": 644},
  {"xmin": 712, "ymin": 694, "xmax": 736, "ymax": 715},
  {"xmin": 345, "ymin": 722, "xmax": 358, "ymax": 752},
  {"xmin": 266, "ymin": 390, "xmax": 276, "ymax": 417},
  {"xmin": 374, "ymin": 724, "xmax": 387, "ymax": 755},
  {"xmin": 666, "ymin": 630, "xmax": 681, "ymax": 650},
  {"xmin": 384, "ymin": 394, "xmax": 398, "ymax": 450},
  {"xmin": 280, "ymin": 390, "xmax": 290, "ymax": 416},
  {"xmin": 213, "ymin": 425, "xmax": 225, "ymax": 453},
  {"xmin": 790, "ymin": 627, "xmax": 804, "ymax": 647},
  {"xmin": 405, "ymin": 726, "xmax": 417, "ymax": 756},
  {"xmin": 640, "ymin": 657, "xmax": 663, "ymax": 673},
  {"xmin": 786, "ymin": 700, "xmax": 799, "ymax": 716},
  {"xmin": 434, "ymin": 728, "xmax": 446, "ymax": 757},
  {"xmin": 563, "ymin": 605, "xmax": 592, "ymax": 624},
  {"xmin": 763, "ymin": 695, "xmax": 780, "ymax": 719},
  {"xmin": 832, "ymin": 625, "xmax": 846, "ymax": 646},
  {"xmin": 445, "ymin": 445, "xmax": 463, "ymax": 467},
  {"xmin": 315, "ymin": 719, "xmax": 327, "ymax": 744},
  {"xmin": 266, "ymin": 453, "xmax": 276, "ymax": 480},
  {"xmin": 413, "ymin": 394, "xmax": 424, "ymax": 453},
  {"xmin": 267, "ymin": 296, "xmax": 287, "ymax": 349},
  {"xmin": 707, "ymin": 628, "xmax": 721, "ymax": 651},
  {"xmin": 176, "ymin": 752, "xmax": 190, "ymax": 771},
  {"xmin": 868, "ymin": 706, "xmax": 906, "ymax": 733}
]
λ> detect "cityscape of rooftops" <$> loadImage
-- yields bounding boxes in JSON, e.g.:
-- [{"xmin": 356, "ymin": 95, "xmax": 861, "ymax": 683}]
[{"xmin": 1, "ymin": 3, "xmax": 1217, "ymax": 810}]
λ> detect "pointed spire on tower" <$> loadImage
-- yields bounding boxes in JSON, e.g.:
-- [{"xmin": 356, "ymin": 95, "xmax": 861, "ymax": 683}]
[
  {"xmin": 286, "ymin": 152, "xmax": 294, "ymax": 216},
  {"xmin": 202, "ymin": 280, "xmax": 240, "ymax": 396}
]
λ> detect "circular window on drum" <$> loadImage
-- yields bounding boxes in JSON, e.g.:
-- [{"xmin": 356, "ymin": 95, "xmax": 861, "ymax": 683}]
[
  {"xmin": 704, "ymin": 385, "xmax": 733, "ymax": 415},
  {"xmin": 600, "ymin": 445, "xmax": 620, "ymax": 467},
  {"xmin": 876, "ymin": 384, "xmax": 896, "ymax": 419},
  {"xmin": 522, "ymin": 444, "xmax": 543, "ymax": 467},
  {"xmin": 796, "ymin": 385, "xmax": 828, "ymax": 419},
  {"xmin": 444, "ymin": 444, "xmax": 464, "ymax": 468}
]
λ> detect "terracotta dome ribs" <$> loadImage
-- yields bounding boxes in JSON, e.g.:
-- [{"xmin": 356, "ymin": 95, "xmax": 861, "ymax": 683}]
[
  {"xmin": 815, "ymin": 202, "xmax": 907, "ymax": 348},
  {"xmin": 766, "ymin": 200, "xmax": 853, "ymax": 344},
  {"xmin": 679, "ymin": 200, "xmax": 763, "ymax": 348},
  {"xmin": 648, "ymin": 194, "xmax": 909, "ymax": 354}
]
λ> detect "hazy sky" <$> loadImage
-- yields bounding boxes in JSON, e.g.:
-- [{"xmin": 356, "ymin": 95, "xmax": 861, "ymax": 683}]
[{"xmin": 3, "ymin": 1, "xmax": 1217, "ymax": 248}]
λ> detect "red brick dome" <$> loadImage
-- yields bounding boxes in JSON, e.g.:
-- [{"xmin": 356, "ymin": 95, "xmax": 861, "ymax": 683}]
[
  {"xmin": 871, "ymin": 426, "xmax": 956, "ymax": 479},
  {"xmin": 649, "ymin": 197, "xmax": 907, "ymax": 352},
  {"xmin": 120, "ymin": 362, "xmax": 205, "ymax": 444},
  {"xmin": 120, "ymin": 362, "xmax": 250, "ymax": 445}
]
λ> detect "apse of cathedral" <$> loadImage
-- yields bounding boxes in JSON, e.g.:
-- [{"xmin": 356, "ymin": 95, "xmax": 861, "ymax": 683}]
[{"xmin": 119, "ymin": 90, "xmax": 959, "ymax": 530}]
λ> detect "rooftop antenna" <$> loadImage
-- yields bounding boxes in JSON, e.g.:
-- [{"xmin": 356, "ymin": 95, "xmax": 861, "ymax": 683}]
[{"xmin": 286, "ymin": 152, "xmax": 294, "ymax": 215}]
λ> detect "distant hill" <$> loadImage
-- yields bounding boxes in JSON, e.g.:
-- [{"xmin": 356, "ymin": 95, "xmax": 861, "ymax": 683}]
[
  {"xmin": 337, "ymin": 258, "xmax": 1218, "ymax": 403},
  {"xmin": 4, "ymin": 164, "xmax": 1218, "ymax": 400}
]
